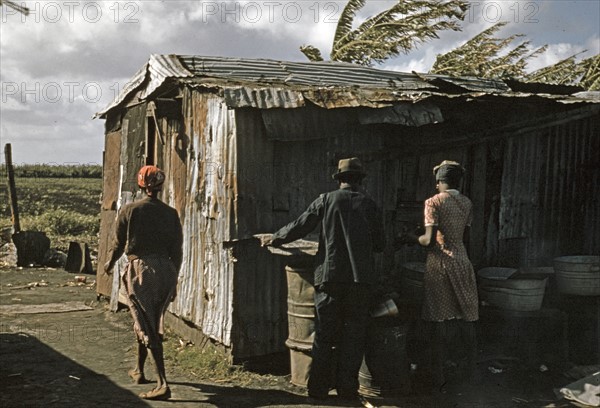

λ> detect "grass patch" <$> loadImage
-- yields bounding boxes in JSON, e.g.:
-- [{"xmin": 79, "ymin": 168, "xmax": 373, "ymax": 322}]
[{"xmin": 162, "ymin": 330, "xmax": 274, "ymax": 386}]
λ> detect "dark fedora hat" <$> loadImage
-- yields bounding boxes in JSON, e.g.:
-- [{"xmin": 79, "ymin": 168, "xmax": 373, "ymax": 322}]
[{"xmin": 332, "ymin": 157, "xmax": 367, "ymax": 180}]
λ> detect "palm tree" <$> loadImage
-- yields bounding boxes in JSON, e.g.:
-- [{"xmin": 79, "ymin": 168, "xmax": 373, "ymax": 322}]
[
  {"xmin": 300, "ymin": 0, "xmax": 469, "ymax": 66},
  {"xmin": 430, "ymin": 22, "xmax": 599, "ymax": 90},
  {"xmin": 302, "ymin": 1, "xmax": 598, "ymax": 90}
]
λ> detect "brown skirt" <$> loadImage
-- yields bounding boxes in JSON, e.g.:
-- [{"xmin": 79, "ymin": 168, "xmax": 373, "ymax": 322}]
[{"xmin": 122, "ymin": 255, "xmax": 178, "ymax": 348}]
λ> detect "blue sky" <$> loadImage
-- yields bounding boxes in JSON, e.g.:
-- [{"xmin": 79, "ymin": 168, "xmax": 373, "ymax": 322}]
[{"xmin": 1, "ymin": 0, "xmax": 598, "ymax": 164}]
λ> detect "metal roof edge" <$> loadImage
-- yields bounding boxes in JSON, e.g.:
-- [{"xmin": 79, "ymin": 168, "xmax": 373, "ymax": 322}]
[
  {"xmin": 94, "ymin": 62, "xmax": 149, "ymax": 119},
  {"xmin": 95, "ymin": 55, "xmax": 598, "ymax": 119},
  {"xmin": 95, "ymin": 54, "xmax": 194, "ymax": 119}
]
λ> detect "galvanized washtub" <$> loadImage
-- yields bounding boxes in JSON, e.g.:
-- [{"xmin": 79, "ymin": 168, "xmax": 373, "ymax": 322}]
[
  {"xmin": 477, "ymin": 267, "xmax": 547, "ymax": 311},
  {"xmin": 553, "ymin": 255, "xmax": 600, "ymax": 296}
]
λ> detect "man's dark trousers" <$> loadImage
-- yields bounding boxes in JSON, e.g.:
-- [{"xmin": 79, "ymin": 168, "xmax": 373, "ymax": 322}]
[{"xmin": 307, "ymin": 282, "xmax": 372, "ymax": 397}]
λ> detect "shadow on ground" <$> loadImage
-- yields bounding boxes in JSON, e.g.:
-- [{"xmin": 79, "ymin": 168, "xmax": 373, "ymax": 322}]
[{"xmin": 0, "ymin": 332, "xmax": 150, "ymax": 408}]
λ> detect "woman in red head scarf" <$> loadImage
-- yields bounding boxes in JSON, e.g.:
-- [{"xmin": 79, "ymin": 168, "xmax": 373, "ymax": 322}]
[{"xmin": 105, "ymin": 165, "xmax": 183, "ymax": 400}]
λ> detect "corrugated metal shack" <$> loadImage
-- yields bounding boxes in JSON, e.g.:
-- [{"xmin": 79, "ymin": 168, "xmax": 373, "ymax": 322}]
[{"xmin": 96, "ymin": 54, "xmax": 599, "ymax": 361}]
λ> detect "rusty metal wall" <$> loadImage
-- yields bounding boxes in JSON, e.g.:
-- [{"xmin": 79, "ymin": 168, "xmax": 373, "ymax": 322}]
[
  {"xmin": 165, "ymin": 90, "xmax": 296, "ymax": 357},
  {"xmin": 271, "ymin": 126, "xmax": 385, "ymax": 230},
  {"xmin": 168, "ymin": 89, "xmax": 238, "ymax": 347},
  {"xmin": 230, "ymin": 239, "xmax": 289, "ymax": 360},
  {"xmin": 499, "ymin": 115, "xmax": 600, "ymax": 266},
  {"xmin": 232, "ymin": 108, "xmax": 274, "ymax": 238}
]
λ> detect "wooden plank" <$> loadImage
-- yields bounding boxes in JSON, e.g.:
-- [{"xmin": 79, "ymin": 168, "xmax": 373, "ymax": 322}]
[
  {"xmin": 97, "ymin": 128, "xmax": 122, "ymax": 297},
  {"xmin": 0, "ymin": 302, "xmax": 93, "ymax": 315},
  {"xmin": 109, "ymin": 266, "xmax": 121, "ymax": 312},
  {"xmin": 96, "ymin": 210, "xmax": 117, "ymax": 296},
  {"xmin": 101, "ymin": 132, "xmax": 122, "ymax": 211}
]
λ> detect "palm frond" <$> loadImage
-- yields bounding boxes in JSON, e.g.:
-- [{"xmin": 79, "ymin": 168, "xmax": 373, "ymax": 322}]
[
  {"xmin": 577, "ymin": 54, "xmax": 600, "ymax": 90},
  {"xmin": 333, "ymin": 0, "xmax": 367, "ymax": 50},
  {"xmin": 300, "ymin": 45, "xmax": 325, "ymax": 62},
  {"xmin": 430, "ymin": 22, "xmax": 547, "ymax": 79},
  {"xmin": 0, "ymin": 0, "xmax": 30, "ymax": 15},
  {"xmin": 525, "ymin": 52, "xmax": 586, "ymax": 85},
  {"xmin": 331, "ymin": 0, "xmax": 468, "ymax": 65}
]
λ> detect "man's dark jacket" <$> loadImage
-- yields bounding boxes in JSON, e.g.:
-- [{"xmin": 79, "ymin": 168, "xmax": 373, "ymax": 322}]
[{"xmin": 271, "ymin": 186, "xmax": 384, "ymax": 286}]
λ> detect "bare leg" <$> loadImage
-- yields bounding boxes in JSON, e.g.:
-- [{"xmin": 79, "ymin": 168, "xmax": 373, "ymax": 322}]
[
  {"xmin": 148, "ymin": 342, "xmax": 168, "ymax": 390},
  {"xmin": 128, "ymin": 342, "xmax": 148, "ymax": 384},
  {"xmin": 139, "ymin": 342, "xmax": 171, "ymax": 400},
  {"xmin": 135, "ymin": 342, "xmax": 147, "ymax": 374}
]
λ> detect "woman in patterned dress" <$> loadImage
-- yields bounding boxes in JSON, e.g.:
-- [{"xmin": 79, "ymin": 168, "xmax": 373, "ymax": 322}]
[{"xmin": 400, "ymin": 160, "xmax": 479, "ymax": 389}]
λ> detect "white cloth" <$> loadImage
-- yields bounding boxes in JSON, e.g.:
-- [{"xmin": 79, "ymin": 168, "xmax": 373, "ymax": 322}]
[{"xmin": 560, "ymin": 372, "xmax": 600, "ymax": 407}]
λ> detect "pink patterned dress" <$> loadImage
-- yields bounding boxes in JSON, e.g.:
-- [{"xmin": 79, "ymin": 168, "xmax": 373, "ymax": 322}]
[{"xmin": 422, "ymin": 190, "xmax": 479, "ymax": 322}]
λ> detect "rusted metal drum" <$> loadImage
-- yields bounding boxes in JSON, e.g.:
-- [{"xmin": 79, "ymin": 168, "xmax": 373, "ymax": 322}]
[
  {"xmin": 359, "ymin": 318, "xmax": 411, "ymax": 397},
  {"xmin": 285, "ymin": 265, "xmax": 315, "ymax": 387}
]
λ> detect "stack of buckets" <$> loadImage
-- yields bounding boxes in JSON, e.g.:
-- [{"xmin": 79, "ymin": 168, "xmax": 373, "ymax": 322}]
[{"xmin": 553, "ymin": 255, "xmax": 600, "ymax": 363}]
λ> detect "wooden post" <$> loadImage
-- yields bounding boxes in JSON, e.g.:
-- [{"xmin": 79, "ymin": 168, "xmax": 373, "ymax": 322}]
[{"xmin": 4, "ymin": 143, "xmax": 21, "ymax": 233}]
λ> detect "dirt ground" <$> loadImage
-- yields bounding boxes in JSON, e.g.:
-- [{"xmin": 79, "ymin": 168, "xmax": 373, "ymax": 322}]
[{"xmin": 0, "ymin": 267, "xmax": 587, "ymax": 408}]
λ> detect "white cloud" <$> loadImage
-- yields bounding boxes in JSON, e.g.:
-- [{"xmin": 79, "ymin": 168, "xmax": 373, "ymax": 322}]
[{"xmin": 1, "ymin": 96, "xmax": 31, "ymax": 112}]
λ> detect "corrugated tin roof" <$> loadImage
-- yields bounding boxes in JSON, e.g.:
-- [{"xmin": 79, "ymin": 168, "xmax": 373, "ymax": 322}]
[{"xmin": 97, "ymin": 54, "xmax": 599, "ymax": 117}]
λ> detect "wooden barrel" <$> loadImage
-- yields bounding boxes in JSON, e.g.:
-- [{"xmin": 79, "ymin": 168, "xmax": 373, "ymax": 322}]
[
  {"xmin": 285, "ymin": 265, "xmax": 315, "ymax": 387},
  {"xmin": 359, "ymin": 318, "xmax": 411, "ymax": 397}
]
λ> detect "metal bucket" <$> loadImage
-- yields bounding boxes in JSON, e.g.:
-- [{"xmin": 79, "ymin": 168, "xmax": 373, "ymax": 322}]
[
  {"xmin": 285, "ymin": 265, "xmax": 315, "ymax": 387},
  {"xmin": 359, "ymin": 319, "xmax": 411, "ymax": 397},
  {"xmin": 553, "ymin": 255, "xmax": 600, "ymax": 296}
]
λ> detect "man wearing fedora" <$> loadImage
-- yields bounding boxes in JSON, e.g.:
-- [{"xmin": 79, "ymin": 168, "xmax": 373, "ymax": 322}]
[{"xmin": 262, "ymin": 157, "xmax": 384, "ymax": 402}]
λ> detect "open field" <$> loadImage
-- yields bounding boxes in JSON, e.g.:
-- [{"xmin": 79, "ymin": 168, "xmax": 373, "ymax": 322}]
[{"xmin": 0, "ymin": 176, "xmax": 102, "ymax": 256}]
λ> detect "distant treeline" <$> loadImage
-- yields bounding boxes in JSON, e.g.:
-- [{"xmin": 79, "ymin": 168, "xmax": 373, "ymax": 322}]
[{"xmin": 1, "ymin": 164, "xmax": 102, "ymax": 178}]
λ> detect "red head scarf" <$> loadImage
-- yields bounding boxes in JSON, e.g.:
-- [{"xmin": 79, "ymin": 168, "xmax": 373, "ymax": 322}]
[{"xmin": 137, "ymin": 165, "xmax": 165, "ymax": 191}]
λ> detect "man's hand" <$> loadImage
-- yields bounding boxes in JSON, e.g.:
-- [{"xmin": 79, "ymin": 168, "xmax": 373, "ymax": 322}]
[{"xmin": 260, "ymin": 234, "xmax": 273, "ymax": 247}]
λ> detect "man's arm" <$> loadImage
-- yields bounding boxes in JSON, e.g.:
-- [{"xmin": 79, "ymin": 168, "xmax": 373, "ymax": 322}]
[{"xmin": 270, "ymin": 195, "xmax": 324, "ymax": 247}]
